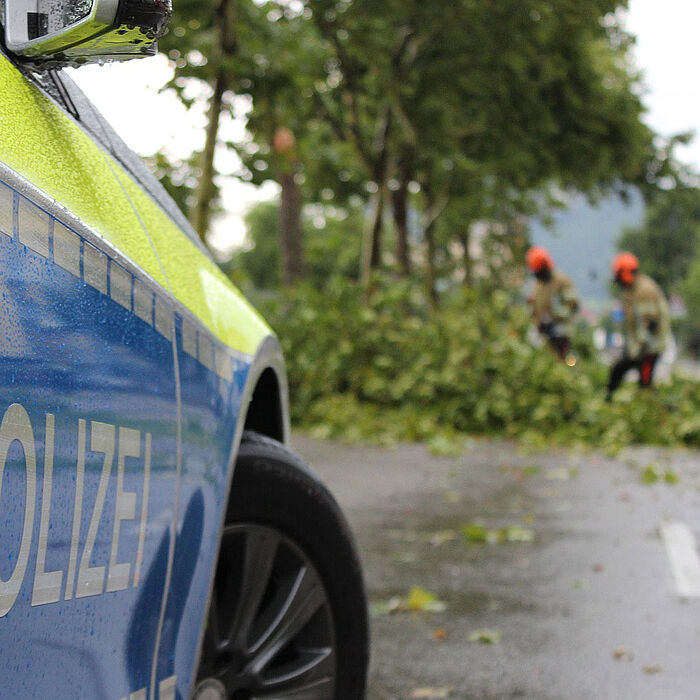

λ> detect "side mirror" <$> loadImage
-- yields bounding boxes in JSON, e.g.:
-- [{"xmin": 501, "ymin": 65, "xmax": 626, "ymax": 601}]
[{"xmin": 4, "ymin": 0, "xmax": 171, "ymax": 66}]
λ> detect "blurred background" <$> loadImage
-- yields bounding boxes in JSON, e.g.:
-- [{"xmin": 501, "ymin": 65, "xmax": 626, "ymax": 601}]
[
  {"xmin": 64, "ymin": 4, "xmax": 700, "ymax": 696},
  {"xmin": 68, "ymin": 0, "xmax": 700, "ymax": 453}
]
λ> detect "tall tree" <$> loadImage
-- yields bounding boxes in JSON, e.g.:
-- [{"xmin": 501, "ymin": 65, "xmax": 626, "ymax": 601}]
[{"xmin": 160, "ymin": 0, "xmax": 662, "ymax": 300}]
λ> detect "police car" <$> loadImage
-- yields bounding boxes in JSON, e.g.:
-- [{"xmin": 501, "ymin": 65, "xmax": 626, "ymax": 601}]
[{"xmin": 0, "ymin": 1, "xmax": 368, "ymax": 698}]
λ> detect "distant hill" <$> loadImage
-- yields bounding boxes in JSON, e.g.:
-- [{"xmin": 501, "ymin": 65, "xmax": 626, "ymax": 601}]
[{"xmin": 530, "ymin": 192, "xmax": 644, "ymax": 307}]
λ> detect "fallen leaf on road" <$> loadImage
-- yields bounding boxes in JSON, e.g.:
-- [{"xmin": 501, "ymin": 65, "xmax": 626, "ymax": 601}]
[
  {"xmin": 664, "ymin": 470, "xmax": 679, "ymax": 484},
  {"xmin": 545, "ymin": 467, "xmax": 573, "ymax": 481},
  {"xmin": 462, "ymin": 524, "xmax": 534, "ymax": 545},
  {"xmin": 503, "ymin": 527, "xmax": 535, "ymax": 543},
  {"xmin": 406, "ymin": 586, "xmax": 447, "ymax": 613},
  {"xmin": 612, "ymin": 648, "xmax": 633, "ymax": 661},
  {"xmin": 468, "ymin": 628, "xmax": 502, "ymax": 644},
  {"xmin": 369, "ymin": 597, "xmax": 403, "ymax": 616},
  {"xmin": 643, "ymin": 664, "xmax": 662, "ymax": 674},
  {"xmin": 444, "ymin": 490, "xmax": 461, "ymax": 503},
  {"xmin": 372, "ymin": 587, "xmax": 449, "ymax": 616},
  {"xmin": 410, "ymin": 687, "xmax": 451, "ymax": 698},
  {"xmin": 592, "ymin": 563, "xmax": 604, "ymax": 573},
  {"xmin": 432, "ymin": 628, "xmax": 448, "ymax": 640},
  {"xmin": 427, "ymin": 530, "xmax": 458, "ymax": 546},
  {"xmin": 641, "ymin": 464, "xmax": 660, "ymax": 484},
  {"xmin": 462, "ymin": 524, "xmax": 494, "ymax": 544}
]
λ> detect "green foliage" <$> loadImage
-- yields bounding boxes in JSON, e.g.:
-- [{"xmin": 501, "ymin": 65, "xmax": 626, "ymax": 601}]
[
  {"xmin": 157, "ymin": 0, "xmax": 664, "ymax": 285},
  {"xmin": 619, "ymin": 186, "xmax": 700, "ymax": 295},
  {"xmin": 256, "ymin": 277, "xmax": 700, "ymax": 451},
  {"xmin": 227, "ymin": 200, "xmax": 363, "ymax": 289}
]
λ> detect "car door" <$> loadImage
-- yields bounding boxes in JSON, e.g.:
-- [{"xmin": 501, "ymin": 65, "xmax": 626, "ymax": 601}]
[{"xmin": 0, "ymin": 52, "xmax": 272, "ymax": 700}]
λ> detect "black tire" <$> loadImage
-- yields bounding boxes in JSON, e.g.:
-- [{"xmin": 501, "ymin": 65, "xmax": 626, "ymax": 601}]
[{"xmin": 193, "ymin": 430, "xmax": 369, "ymax": 700}]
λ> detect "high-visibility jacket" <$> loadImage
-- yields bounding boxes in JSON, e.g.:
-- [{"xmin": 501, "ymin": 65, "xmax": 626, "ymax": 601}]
[
  {"xmin": 620, "ymin": 273, "xmax": 670, "ymax": 357},
  {"xmin": 532, "ymin": 271, "xmax": 578, "ymax": 332}
]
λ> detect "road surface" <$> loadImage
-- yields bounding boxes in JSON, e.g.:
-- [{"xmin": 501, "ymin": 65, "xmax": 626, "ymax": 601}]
[{"xmin": 294, "ymin": 434, "xmax": 700, "ymax": 700}]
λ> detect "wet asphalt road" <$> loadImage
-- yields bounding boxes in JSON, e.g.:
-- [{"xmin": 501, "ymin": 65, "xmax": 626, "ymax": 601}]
[{"xmin": 293, "ymin": 434, "xmax": 700, "ymax": 700}]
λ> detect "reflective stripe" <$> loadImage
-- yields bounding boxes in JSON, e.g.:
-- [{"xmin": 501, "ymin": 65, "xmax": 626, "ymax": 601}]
[
  {"xmin": 84, "ymin": 242, "xmax": 108, "ymax": 295},
  {"xmin": 133, "ymin": 279, "xmax": 154, "ymax": 325},
  {"xmin": 0, "ymin": 54, "xmax": 269, "ymax": 356},
  {"xmin": 18, "ymin": 196, "xmax": 50, "ymax": 258},
  {"xmin": 53, "ymin": 222, "xmax": 81, "ymax": 277},
  {"xmin": 0, "ymin": 182, "xmax": 12, "ymax": 236},
  {"xmin": 155, "ymin": 296, "xmax": 174, "ymax": 341},
  {"xmin": 181, "ymin": 320, "xmax": 197, "ymax": 359},
  {"xmin": 2, "ymin": 174, "xmax": 243, "ymax": 384},
  {"xmin": 198, "ymin": 333, "xmax": 214, "ymax": 372},
  {"xmin": 110, "ymin": 261, "xmax": 132, "ymax": 310}
]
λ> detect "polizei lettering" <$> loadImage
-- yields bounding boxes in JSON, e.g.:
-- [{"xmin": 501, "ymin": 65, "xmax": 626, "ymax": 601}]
[{"xmin": 0, "ymin": 402, "xmax": 152, "ymax": 616}]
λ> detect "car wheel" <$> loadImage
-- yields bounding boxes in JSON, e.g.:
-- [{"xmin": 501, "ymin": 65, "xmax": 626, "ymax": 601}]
[{"xmin": 192, "ymin": 431, "xmax": 369, "ymax": 700}]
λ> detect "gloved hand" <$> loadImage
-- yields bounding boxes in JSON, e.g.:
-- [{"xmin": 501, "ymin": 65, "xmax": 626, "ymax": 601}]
[{"xmin": 538, "ymin": 320, "xmax": 554, "ymax": 336}]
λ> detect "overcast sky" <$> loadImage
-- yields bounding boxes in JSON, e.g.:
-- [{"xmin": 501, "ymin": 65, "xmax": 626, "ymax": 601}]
[{"xmin": 68, "ymin": 1, "xmax": 700, "ymax": 252}]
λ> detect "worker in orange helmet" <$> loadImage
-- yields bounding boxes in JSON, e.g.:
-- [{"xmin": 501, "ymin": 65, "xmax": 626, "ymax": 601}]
[
  {"xmin": 606, "ymin": 252, "xmax": 670, "ymax": 400},
  {"xmin": 526, "ymin": 246, "xmax": 579, "ymax": 360}
]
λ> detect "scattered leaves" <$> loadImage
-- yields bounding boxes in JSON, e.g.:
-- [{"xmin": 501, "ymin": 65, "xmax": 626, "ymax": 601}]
[
  {"xmin": 372, "ymin": 587, "xmax": 448, "ymax": 616},
  {"xmin": 468, "ymin": 628, "xmax": 502, "ymax": 644},
  {"xmin": 462, "ymin": 523, "xmax": 534, "ymax": 545},
  {"xmin": 410, "ymin": 687, "xmax": 451, "ymax": 699},
  {"xmin": 503, "ymin": 526, "xmax": 535, "ymax": 543},
  {"xmin": 664, "ymin": 469, "xmax": 679, "ymax": 484},
  {"xmin": 641, "ymin": 464, "xmax": 660, "ymax": 484},
  {"xmin": 641, "ymin": 463, "xmax": 680, "ymax": 485},
  {"xmin": 406, "ymin": 586, "xmax": 447, "ymax": 613},
  {"xmin": 613, "ymin": 648, "xmax": 633, "ymax": 661},
  {"xmin": 428, "ymin": 530, "xmax": 458, "ymax": 546},
  {"xmin": 462, "ymin": 524, "xmax": 494, "ymax": 544}
]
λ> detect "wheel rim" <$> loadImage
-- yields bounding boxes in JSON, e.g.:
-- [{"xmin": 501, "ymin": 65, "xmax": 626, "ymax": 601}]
[{"xmin": 193, "ymin": 524, "xmax": 337, "ymax": 700}]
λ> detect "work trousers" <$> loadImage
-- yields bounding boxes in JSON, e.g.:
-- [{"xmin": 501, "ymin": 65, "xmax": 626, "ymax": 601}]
[
  {"xmin": 607, "ymin": 353, "xmax": 659, "ymax": 397},
  {"xmin": 547, "ymin": 335, "xmax": 570, "ymax": 361}
]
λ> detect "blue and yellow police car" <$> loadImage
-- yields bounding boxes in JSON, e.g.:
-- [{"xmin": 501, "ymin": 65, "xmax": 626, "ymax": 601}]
[{"xmin": 0, "ymin": 0, "xmax": 369, "ymax": 697}]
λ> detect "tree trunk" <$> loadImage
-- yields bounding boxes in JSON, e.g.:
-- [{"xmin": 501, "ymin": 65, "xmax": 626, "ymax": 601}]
[
  {"xmin": 458, "ymin": 228, "xmax": 472, "ymax": 287},
  {"xmin": 424, "ymin": 214, "xmax": 438, "ymax": 310},
  {"xmin": 279, "ymin": 171, "xmax": 305, "ymax": 285},
  {"xmin": 360, "ymin": 108, "xmax": 392, "ymax": 287},
  {"xmin": 189, "ymin": 0, "xmax": 236, "ymax": 246},
  {"xmin": 392, "ymin": 179, "xmax": 410, "ymax": 276},
  {"xmin": 190, "ymin": 73, "xmax": 225, "ymax": 245},
  {"xmin": 361, "ymin": 186, "xmax": 385, "ymax": 287}
]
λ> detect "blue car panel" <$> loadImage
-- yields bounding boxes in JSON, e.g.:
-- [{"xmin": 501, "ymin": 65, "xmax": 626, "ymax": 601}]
[{"xmin": 0, "ymin": 176, "xmax": 251, "ymax": 699}]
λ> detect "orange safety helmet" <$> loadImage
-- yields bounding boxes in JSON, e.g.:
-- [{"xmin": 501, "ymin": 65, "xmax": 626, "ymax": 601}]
[
  {"xmin": 526, "ymin": 246, "xmax": 554, "ymax": 273},
  {"xmin": 612, "ymin": 252, "xmax": 639, "ymax": 285}
]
